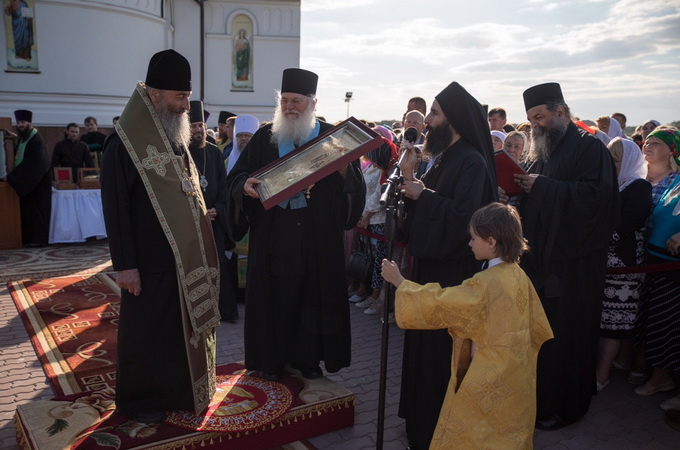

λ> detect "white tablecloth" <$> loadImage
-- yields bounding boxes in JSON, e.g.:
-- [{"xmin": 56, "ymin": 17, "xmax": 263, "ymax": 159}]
[{"xmin": 49, "ymin": 188, "xmax": 107, "ymax": 244}]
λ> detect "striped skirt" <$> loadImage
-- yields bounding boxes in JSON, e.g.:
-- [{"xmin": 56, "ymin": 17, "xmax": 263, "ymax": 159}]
[{"xmin": 636, "ymin": 273, "xmax": 680, "ymax": 371}]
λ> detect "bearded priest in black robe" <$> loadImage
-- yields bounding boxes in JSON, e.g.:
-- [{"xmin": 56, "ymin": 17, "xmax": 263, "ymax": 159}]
[
  {"xmin": 514, "ymin": 82, "xmax": 619, "ymax": 430},
  {"xmin": 6, "ymin": 109, "xmax": 51, "ymax": 246},
  {"xmin": 227, "ymin": 68, "xmax": 365, "ymax": 381},
  {"xmin": 188, "ymin": 100, "xmax": 239, "ymax": 322},
  {"xmin": 101, "ymin": 50, "xmax": 220, "ymax": 423},
  {"xmin": 397, "ymin": 82, "xmax": 498, "ymax": 450}
]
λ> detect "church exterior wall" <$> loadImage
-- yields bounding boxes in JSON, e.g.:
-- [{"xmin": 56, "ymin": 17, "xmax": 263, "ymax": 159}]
[{"xmin": 0, "ymin": 0, "xmax": 300, "ymax": 130}]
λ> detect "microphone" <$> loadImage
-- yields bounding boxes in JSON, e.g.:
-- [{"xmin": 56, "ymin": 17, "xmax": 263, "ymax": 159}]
[
  {"xmin": 403, "ymin": 127, "xmax": 418, "ymax": 144},
  {"xmin": 379, "ymin": 128, "xmax": 420, "ymax": 205}
]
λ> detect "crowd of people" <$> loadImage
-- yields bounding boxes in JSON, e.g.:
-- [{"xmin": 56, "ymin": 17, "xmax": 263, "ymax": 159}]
[{"xmin": 4, "ymin": 48, "xmax": 680, "ymax": 447}]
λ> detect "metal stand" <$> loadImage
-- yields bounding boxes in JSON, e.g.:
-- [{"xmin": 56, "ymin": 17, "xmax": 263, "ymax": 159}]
[{"xmin": 375, "ymin": 168, "xmax": 405, "ymax": 449}]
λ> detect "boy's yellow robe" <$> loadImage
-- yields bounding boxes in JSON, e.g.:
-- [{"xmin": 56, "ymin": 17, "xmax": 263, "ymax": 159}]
[{"xmin": 396, "ymin": 262, "xmax": 553, "ymax": 449}]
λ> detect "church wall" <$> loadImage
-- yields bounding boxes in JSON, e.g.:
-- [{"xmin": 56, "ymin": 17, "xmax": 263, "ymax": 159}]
[
  {"xmin": 174, "ymin": 0, "xmax": 301, "ymax": 126},
  {"xmin": 0, "ymin": 0, "xmax": 169, "ymax": 127},
  {"xmin": 0, "ymin": 0, "xmax": 300, "ymax": 130}
]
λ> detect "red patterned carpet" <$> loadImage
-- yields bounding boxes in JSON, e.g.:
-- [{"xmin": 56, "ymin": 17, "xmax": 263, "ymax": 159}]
[
  {"xmin": 8, "ymin": 273, "xmax": 120, "ymax": 396},
  {"xmin": 15, "ymin": 363, "xmax": 354, "ymax": 449},
  {"xmin": 8, "ymin": 272, "xmax": 353, "ymax": 449}
]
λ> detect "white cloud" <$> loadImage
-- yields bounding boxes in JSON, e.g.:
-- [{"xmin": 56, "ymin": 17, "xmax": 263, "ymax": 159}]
[
  {"xmin": 301, "ymin": 0, "xmax": 680, "ymax": 124},
  {"xmin": 301, "ymin": 0, "xmax": 377, "ymax": 12}
]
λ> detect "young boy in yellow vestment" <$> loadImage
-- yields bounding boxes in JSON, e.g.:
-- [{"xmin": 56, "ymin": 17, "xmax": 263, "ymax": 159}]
[{"xmin": 382, "ymin": 202, "xmax": 554, "ymax": 449}]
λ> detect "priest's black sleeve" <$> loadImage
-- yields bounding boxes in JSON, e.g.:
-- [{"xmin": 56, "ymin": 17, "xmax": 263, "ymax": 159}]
[
  {"xmin": 100, "ymin": 135, "xmax": 139, "ymax": 271},
  {"xmin": 407, "ymin": 152, "xmax": 490, "ymax": 260}
]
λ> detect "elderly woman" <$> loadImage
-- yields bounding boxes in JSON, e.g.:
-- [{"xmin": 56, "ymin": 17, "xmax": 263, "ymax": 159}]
[
  {"xmin": 595, "ymin": 137, "xmax": 651, "ymax": 391},
  {"xmin": 502, "ymin": 130, "xmax": 527, "ymax": 163},
  {"xmin": 634, "ymin": 129, "xmax": 680, "ymax": 411}
]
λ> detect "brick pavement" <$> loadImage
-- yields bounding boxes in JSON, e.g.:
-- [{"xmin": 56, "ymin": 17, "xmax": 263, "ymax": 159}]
[{"xmin": 1, "ymin": 247, "xmax": 679, "ymax": 449}]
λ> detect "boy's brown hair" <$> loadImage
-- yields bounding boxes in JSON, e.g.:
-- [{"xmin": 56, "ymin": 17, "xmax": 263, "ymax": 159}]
[{"xmin": 470, "ymin": 202, "xmax": 529, "ymax": 263}]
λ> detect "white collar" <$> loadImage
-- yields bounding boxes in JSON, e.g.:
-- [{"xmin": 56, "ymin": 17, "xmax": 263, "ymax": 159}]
[{"xmin": 487, "ymin": 257, "xmax": 504, "ymax": 268}]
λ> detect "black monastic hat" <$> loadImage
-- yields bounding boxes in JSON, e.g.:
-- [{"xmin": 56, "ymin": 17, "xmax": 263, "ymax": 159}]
[
  {"xmin": 281, "ymin": 68, "xmax": 318, "ymax": 96},
  {"xmin": 434, "ymin": 81, "xmax": 497, "ymax": 193},
  {"xmin": 204, "ymin": 110, "xmax": 210, "ymax": 122},
  {"xmin": 218, "ymin": 111, "xmax": 236, "ymax": 124},
  {"xmin": 14, "ymin": 109, "xmax": 32, "ymax": 122},
  {"xmin": 523, "ymin": 82, "xmax": 564, "ymax": 111},
  {"xmin": 189, "ymin": 100, "xmax": 204, "ymax": 123},
  {"xmin": 145, "ymin": 49, "xmax": 192, "ymax": 91}
]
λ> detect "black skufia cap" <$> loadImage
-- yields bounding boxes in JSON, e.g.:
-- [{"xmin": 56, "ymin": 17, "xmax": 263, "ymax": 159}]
[
  {"xmin": 189, "ymin": 100, "xmax": 204, "ymax": 123},
  {"xmin": 218, "ymin": 111, "xmax": 236, "ymax": 124},
  {"xmin": 145, "ymin": 49, "xmax": 192, "ymax": 91},
  {"xmin": 14, "ymin": 109, "xmax": 32, "ymax": 122},
  {"xmin": 523, "ymin": 82, "xmax": 564, "ymax": 111},
  {"xmin": 281, "ymin": 68, "xmax": 318, "ymax": 96}
]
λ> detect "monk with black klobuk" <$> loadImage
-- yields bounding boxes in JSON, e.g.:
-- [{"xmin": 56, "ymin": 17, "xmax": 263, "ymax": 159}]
[{"xmin": 100, "ymin": 50, "xmax": 220, "ymax": 423}]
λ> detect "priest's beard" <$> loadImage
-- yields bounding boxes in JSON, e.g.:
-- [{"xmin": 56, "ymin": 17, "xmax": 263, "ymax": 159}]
[
  {"xmin": 16, "ymin": 125, "xmax": 32, "ymax": 141},
  {"xmin": 423, "ymin": 122, "xmax": 454, "ymax": 158},
  {"xmin": 218, "ymin": 130, "xmax": 229, "ymax": 143},
  {"xmin": 156, "ymin": 102, "xmax": 191, "ymax": 148},
  {"xmin": 271, "ymin": 102, "xmax": 316, "ymax": 145},
  {"xmin": 527, "ymin": 116, "xmax": 567, "ymax": 162},
  {"xmin": 191, "ymin": 130, "xmax": 207, "ymax": 149}
]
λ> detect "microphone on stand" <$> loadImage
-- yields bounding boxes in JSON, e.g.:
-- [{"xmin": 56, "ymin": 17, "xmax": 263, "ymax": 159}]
[{"xmin": 379, "ymin": 127, "xmax": 419, "ymax": 205}]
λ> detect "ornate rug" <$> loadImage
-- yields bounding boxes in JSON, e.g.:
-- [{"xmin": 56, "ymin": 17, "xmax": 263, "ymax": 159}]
[
  {"xmin": 15, "ymin": 363, "xmax": 353, "ymax": 449},
  {"xmin": 0, "ymin": 241, "xmax": 112, "ymax": 283},
  {"xmin": 8, "ymin": 273, "xmax": 120, "ymax": 396}
]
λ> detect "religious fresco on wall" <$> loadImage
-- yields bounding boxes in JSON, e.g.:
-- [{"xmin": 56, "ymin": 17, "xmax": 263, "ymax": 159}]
[
  {"xmin": 3, "ymin": 0, "xmax": 39, "ymax": 72},
  {"xmin": 231, "ymin": 14, "xmax": 253, "ymax": 91}
]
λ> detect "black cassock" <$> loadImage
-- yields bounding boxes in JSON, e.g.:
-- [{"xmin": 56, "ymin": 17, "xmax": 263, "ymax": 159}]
[
  {"xmin": 227, "ymin": 122, "xmax": 365, "ymax": 374},
  {"xmin": 101, "ymin": 134, "xmax": 197, "ymax": 417},
  {"xmin": 399, "ymin": 139, "xmax": 496, "ymax": 450},
  {"xmin": 519, "ymin": 122, "xmax": 619, "ymax": 423},
  {"xmin": 189, "ymin": 141, "xmax": 238, "ymax": 319},
  {"xmin": 7, "ymin": 131, "xmax": 52, "ymax": 246}
]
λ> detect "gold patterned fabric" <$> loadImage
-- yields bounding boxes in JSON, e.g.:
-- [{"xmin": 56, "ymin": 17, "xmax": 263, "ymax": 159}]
[{"xmin": 395, "ymin": 262, "xmax": 553, "ymax": 449}]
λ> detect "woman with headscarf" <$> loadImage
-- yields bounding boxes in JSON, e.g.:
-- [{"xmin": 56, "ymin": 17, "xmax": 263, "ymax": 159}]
[
  {"xmin": 634, "ymin": 129, "xmax": 680, "ymax": 406},
  {"xmin": 596, "ymin": 115, "xmax": 625, "ymax": 140},
  {"xmin": 596, "ymin": 137, "xmax": 651, "ymax": 391},
  {"xmin": 490, "ymin": 130, "xmax": 506, "ymax": 151},
  {"xmin": 641, "ymin": 119, "xmax": 661, "ymax": 139}
]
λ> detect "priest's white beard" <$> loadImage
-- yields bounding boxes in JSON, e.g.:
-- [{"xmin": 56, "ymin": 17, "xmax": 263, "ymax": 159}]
[
  {"xmin": 526, "ymin": 115, "xmax": 567, "ymax": 163},
  {"xmin": 271, "ymin": 101, "xmax": 316, "ymax": 145},
  {"xmin": 157, "ymin": 102, "xmax": 191, "ymax": 148}
]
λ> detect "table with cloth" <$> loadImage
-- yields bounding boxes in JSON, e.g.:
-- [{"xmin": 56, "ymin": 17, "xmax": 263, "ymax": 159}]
[{"xmin": 49, "ymin": 188, "xmax": 107, "ymax": 244}]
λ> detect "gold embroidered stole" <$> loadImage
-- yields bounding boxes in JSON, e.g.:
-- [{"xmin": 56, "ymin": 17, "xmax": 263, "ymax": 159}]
[{"xmin": 115, "ymin": 83, "xmax": 221, "ymax": 340}]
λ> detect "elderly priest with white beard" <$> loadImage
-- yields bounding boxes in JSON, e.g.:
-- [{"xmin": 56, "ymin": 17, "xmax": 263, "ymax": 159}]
[{"xmin": 227, "ymin": 68, "xmax": 365, "ymax": 382}]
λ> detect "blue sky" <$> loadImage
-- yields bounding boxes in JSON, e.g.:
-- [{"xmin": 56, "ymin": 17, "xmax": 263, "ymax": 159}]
[{"xmin": 300, "ymin": 0, "xmax": 680, "ymax": 127}]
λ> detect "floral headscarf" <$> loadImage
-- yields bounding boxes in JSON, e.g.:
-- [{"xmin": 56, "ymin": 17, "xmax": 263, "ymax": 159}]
[{"xmin": 647, "ymin": 128, "xmax": 680, "ymax": 165}]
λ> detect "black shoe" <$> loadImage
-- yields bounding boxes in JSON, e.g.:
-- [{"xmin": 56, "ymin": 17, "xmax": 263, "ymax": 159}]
[
  {"xmin": 292, "ymin": 363, "xmax": 323, "ymax": 379},
  {"xmin": 260, "ymin": 370, "xmax": 283, "ymax": 382},
  {"xmin": 535, "ymin": 414, "xmax": 569, "ymax": 431},
  {"xmin": 220, "ymin": 309, "xmax": 239, "ymax": 323},
  {"xmin": 129, "ymin": 410, "xmax": 165, "ymax": 424}
]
